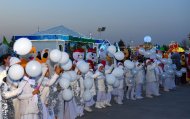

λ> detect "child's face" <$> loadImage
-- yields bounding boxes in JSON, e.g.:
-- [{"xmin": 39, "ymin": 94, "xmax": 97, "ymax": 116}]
[{"xmin": 99, "ymin": 66, "xmax": 104, "ymax": 72}]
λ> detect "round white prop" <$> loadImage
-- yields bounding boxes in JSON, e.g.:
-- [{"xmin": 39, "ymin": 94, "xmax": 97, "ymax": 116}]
[
  {"xmin": 114, "ymin": 51, "xmax": 124, "ymax": 61},
  {"xmin": 107, "ymin": 45, "xmax": 116, "ymax": 54},
  {"xmin": 8, "ymin": 64, "xmax": 24, "ymax": 81},
  {"xmin": 124, "ymin": 60, "xmax": 135, "ymax": 69},
  {"xmin": 77, "ymin": 61, "xmax": 89, "ymax": 74},
  {"xmin": 132, "ymin": 68, "xmax": 138, "ymax": 75},
  {"xmin": 50, "ymin": 49, "xmax": 62, "ymax": 62},
  {"xmin": 61, "ymin": 72, "xmax": 72, "ymax": 81},
  {"xmin": 112, "ymin": 68, "xmax": 124, "ymax": 78},
  {"xmin": 84, "ymin": 79, "xmax": 93, "ymax": 89},
  {"xmin": 61, "ymin": 59, "xmax": 72, "ymax": 71},
  {"xmin": 68, "ymin": 71, "xmax": 77, "ymax": 82},
  {"xmin": 25, "ymin": 61, "xmax": 42, "ymax": 77},
  {"xmin": 106, "ymin": 74, "xmax": 116, "ymax": 85},
  {"xmin": 13, "ymin": 38, "xmax": 32, "ymax": 55},
  {"xmin": 113, "ymin": 79, "xmax": 120, "ymax": 88},
  {"xmin": 138, "ymin": 48, "xmax": 145, "ymax": 55},
  {"xmin": 176, "ymin": 71, "xmax": 182, "ymax": 77},
  {"xmin": 83, "ymin": 90, "xmax": 92, "ymax": 102},
  {"xmin": 181, "ymin": 68, "xmax": 187, "ymax": 73},
  {"xmin": 59, "ymin": 52, "xmax": 69, "ymax": 64},
  {"xmin": 59, "ymin": 78, "xmax": 70, "ymax": 89},
  {"xmin": 62, "ymin": 89, "xmax": 73, "ymax": 101},
  {"xmin": 144, "ymin": 36, "xmax": 152, "ymax": 42}
]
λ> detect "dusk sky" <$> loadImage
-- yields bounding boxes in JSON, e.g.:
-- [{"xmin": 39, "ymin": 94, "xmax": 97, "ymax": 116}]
[{"xmin": 0, "ymin": 0, "xmax": 190, "ymax": 45}]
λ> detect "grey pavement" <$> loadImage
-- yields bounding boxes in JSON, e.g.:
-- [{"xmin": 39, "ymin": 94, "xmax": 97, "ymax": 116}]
[{"xmin": 79, "ymin": 85, "xmax": 190, "ymax": 119}]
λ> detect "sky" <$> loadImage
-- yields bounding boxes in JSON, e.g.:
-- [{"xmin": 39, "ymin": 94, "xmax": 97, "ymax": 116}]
[{"xmin": 0, "ymin": 0, "xmax": 190, "ymax": 45}]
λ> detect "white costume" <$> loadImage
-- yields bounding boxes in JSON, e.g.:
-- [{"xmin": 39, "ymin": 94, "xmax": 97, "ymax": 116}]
[
  {"xmin": 18, "ymin": 76, "xmax": 39, "ymax": 119},
  {"xmin": 145, "ymin": 61, "xmax": 158, "ymax": 98},
  {"xmin": 134, "ymin": 62, "xmax": 145, "ymax": 99},
  {"xmin": 125, "ymin": 68, "xmax": 135, "ymax": 100}
]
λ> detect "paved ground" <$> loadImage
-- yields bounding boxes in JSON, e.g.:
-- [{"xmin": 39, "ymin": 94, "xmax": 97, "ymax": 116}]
[{"xmin": 79, "ymin": 85, "xmax": 190, "ymax": 119}]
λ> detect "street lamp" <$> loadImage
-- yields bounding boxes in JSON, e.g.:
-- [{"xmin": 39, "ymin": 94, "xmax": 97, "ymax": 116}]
[{"xmin": 97, "ymin": 27, "xmax": 106, "ymax": 39}]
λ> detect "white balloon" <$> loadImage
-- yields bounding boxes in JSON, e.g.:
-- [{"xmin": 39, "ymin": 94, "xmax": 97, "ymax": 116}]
[
  {"xmin": 8, "ymin": 64, "xmax": 24, "ymax": 81},
  {"xmin": 156, "ymin": 53, "xmax": 162, "ymax": 59},
  {"xmin": 132, "ymin": 68, "xmax": 138, "ymax": 75},
  {"xmin": 50, "ymin": 49, "xmax": 62, "ymax": 62},
  {"xmin": 59, "ymin": 78, "xmax": 70, "ymax": 89},
  {"xmin": 83, "ymin": 90, "xmax": 92, "ymax": 102},
  {"xmin": 176, "ymin": 71, "xmax": 182, "ymax": 77},
  {"xmin": 61, "ymin": 59, "xmax": 72, "ymax": 71},
  {"xmin": 77, "ymin": 61, "xmax": 89, "ymax": 74},
  {"xmin": 107, "ymin": 45, "xmax": 116, "ymax": 54},
  {"xmin": 112, "ymin": 68, "xmax": 124, "ymax": 78},
  {"xmin": 114, "ymin": 51, "xmax": 124, "ymax": 61},
  {"xmin": 76, "ymin": 60, "xmax": 86, "ymax": 68},
  {"xmin": 161, "ymin": 58, "xmax": 168, "ymax": 64},
  {"xmin": 167, "ymin": 59, "xmax": 173, "ymax": 64},
  {"xmin": 25, "ymin": 61, "xmax": 42, "ymax": 77},
  {"xmin": 113, "ymin": 79, "xmax": 120, "ymax": 88},
  {"xmin": 124, "ymin": 60, "xmax": 135, "ymax": 69},
  {"xmin": 59, "ymin": 52, "xmax": 69, "ymax": 64},
  {"xmin": 61, "ymin": 72, "xmax": 72, "ymax": 81},
  {"xmin": 181, "ymin": 68, "xmax": 187, "ymax": 73},
  {"xmin": 68, "ymin": 71, "xmax": 77, "ymax": 82},
  {"xmin": 62, "ymin": 89, "xmax": 73, "ymax": 101},
  {"xmin": 138, "ymin": 48, "xmax": 145, "ymax": 55},
  {"xmin": 167, "ymin": 69, "xmax": 174, "ymax": 75},
  {"xmin": 144, "ymin": 36, "xmax": 152, "ymax": 42},
  {"xmin": 106, "ymin": 74, "xmax": 116, "ymax": 85},
  {"xmin": 162, "ymin": 73, "xmax": 167, "ymax": 78},
  {"xmin": 144, "ymin": 50, "xmax": 152, "ymax": 58},
  {"xmin": 84, "ymin": 79, "xmax": 93, "ymax": 89},
  {"xmin": 13, "ymin": 38, "xmax": 32, "ymax": 55}
]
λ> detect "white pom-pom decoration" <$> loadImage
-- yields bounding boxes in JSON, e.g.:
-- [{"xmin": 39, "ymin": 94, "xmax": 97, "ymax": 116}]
[
  {"xmin": 59, "ymin": 52, "xmax": 69, "ymax": 64},
  {"xmin": 62, "ymin": 89, "xmax": 73, "ymax": 101},
  {"xmin": 61, "ymin": 59, "xmax": 72, "ymax": 71},
  {"xmin": 112, "ymin": 68, "xmax": 124, "ymax": 78},
  {"xmin": 106, "ymin": 74, "xmax": 116, "ymax": 85},
  {"xmin": 50, "ymin": 49, "xmax": 62, "ymax": 62},
  {"xmin": 114, "ymin": 51, "xmax": 124, "ymax": 61},
  {"xmin": 59, "ymin": 78, "xmax": 70, "ymax": 89},
  {"xmin": 25, "ymin": 60, "xmax": 42, "ymax": 77},
  {"xmin": 124, "ymin": 60, "xmax": 135, "ymax": 69},
  {"xmin": 13, "ymin": 38, "xmax": 32, "ymax": 55},
  {"xmin": 107, "ymin": 45, "xmax": 116, "ymax": 54},
  {"xmin": 8, "ymin": 64, "xmax": 24, "ymax": 81}
]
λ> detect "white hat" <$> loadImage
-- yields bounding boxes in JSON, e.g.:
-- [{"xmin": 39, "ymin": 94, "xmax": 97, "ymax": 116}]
[
  {"xmin": 9, "ymin": 57, "xmax": 21, "ymax": 66},
  {"xmin": 98, "ymin": 64, "xmax": 103, "ymax": 69}
]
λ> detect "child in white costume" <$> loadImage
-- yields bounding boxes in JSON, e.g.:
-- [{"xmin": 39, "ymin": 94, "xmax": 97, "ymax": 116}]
[
  {"xmin": 134, "ymin": 62, "xmax": 145, "ymax": 99},
  {"xmin": 113, "ymin": 62, "xmax": 125, "ymax": 104},
  {"xmin": 105, "ymin": 63, "xmax": 114, "ymax": 107},
  {"xmin": 95, "ymin": 63, "xmax": 106, "ymax": 109},
  {"xmin": 145, "ymin": 59, "xmax": 159, "ymax": 98},
  {"xmin": 38, "ymin": 65, "xmax": 61, "ymax": 119},
  {"xmin": 83, "ymin": 62, "xmax": 96, "ymax": 112},
  {"xmin": 154, "ymin": 61, "xmax": 163, "ymax": 95},
  {"xmin": 125, "ymin": 67, "xmax": 136, "ymax": 100}
]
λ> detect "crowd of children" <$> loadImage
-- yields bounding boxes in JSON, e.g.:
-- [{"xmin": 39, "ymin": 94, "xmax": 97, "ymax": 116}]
[{"xmin": 0, "ymin": 39, "xmax": 189, "ymax": 119}]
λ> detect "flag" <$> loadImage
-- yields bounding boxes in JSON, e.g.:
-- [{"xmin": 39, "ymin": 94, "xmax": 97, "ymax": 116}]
[{"xmin": 2, "ymin": 36, "xmax": 9, "ymax": 46}]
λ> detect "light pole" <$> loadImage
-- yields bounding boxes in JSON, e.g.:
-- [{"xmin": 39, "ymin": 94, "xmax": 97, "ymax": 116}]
[{"xmin": 97, "ymin": 27, "xmax": 106, "ymax": 39}]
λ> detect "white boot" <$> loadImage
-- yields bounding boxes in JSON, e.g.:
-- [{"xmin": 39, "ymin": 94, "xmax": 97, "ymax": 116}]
[
  {"xmin": 105, "ymin": 101, "xmax": 112, "ymax": 106},
  {"xmin": 84, "ymin": 106, "xmax": 93, "ymax": 112},
  {"xmin": 95, "ymin": 102, "xmax": 102, "ymax": 109},
  {"xmin": 100, "ymin": 101, "xmax": 106, "ymax": 108}
]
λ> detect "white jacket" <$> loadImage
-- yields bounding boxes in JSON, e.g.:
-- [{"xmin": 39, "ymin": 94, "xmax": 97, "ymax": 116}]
[
  {"xmin": 134, "ymin": 65, "xmax": 145, "ymax": 84},
  {"xmin": 94, "ymin": 70, "xmax": 105, "ymax": 92},
  {"xmin": 85, "ymin": 70, "xmax": 96, "ymax": 96}
]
